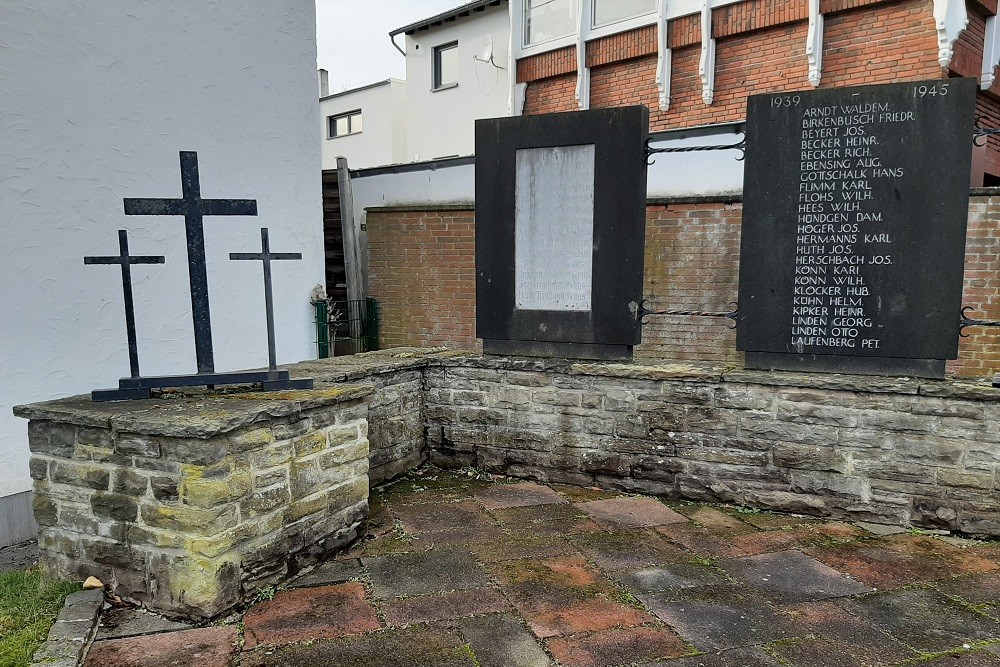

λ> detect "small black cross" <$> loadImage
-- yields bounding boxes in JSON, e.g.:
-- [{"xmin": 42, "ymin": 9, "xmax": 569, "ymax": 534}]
[
  {"xmin": 85, "ymin": 230, "xmax": 165, "ymax": 379},
  {"xmin": 124, "ymin": 151, "xmax": 257, "ymax": 374},
  {"xmin": 230, "ymin": 228, "xmax": 302, "ymax": 371}
]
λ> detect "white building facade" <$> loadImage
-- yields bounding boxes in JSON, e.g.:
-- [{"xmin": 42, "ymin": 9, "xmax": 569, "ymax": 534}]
[
  {"xmin": 320, "ymin": 79, "xmax": 408, "ymax": 170},
  {"xmin": 0, "ymin": 0, "xmax": 325, "ymax": 546}
]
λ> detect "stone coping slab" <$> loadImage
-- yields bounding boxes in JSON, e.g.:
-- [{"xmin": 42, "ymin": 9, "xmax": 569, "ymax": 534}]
[
  {"xmin": 14, "ymin": 385, "xmax": 373, "ymax": 436},
  {"xmin": 30, "ymin": 589, "xmax": 104, "ymax": 667}
]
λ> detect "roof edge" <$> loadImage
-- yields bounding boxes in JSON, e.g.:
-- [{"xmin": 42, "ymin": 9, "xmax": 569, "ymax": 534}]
[{"xmin": 390, "ymin": 0, "xmax": 505, "ymax": 37}]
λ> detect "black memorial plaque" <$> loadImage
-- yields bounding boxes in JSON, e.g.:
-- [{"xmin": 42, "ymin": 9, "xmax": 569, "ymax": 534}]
[
  {"xmin": 475, "ymin": 106, "xmax": 649, "ymax": 360},
  {"xmin": 737, "ymin": 78, "xmax": 977, "ymax": 377}
]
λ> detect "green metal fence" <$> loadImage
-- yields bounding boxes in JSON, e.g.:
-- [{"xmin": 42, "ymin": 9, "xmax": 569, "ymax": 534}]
[{"xmin": 315, "ymin": 298, "xmax": 379, "ymax": 358}]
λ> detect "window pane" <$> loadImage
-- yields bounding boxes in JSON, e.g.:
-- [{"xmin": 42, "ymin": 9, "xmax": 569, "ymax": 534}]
[
  {"xmin": 350, "ymin": 112, "xmax": 363, "ymax": 133},
  {"xmin": 435, "ymin": 43, "xmax": 458, "ymax": 88},
  {"xmin": 524, "ymin": 0, "xmax": 575, "ymax": 45},
  {"xmin": 335, "ymin": 116, "xmax": 349, "ymax": 136},
  {"xmin": 593, "ymin": 0, "xmax": 656, "ymax": 27}
]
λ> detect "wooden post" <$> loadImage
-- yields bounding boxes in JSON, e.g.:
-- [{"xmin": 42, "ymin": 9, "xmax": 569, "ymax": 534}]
[{"xmin": 337, "ymin": 157, "xmax": 365, "ymax": 350}]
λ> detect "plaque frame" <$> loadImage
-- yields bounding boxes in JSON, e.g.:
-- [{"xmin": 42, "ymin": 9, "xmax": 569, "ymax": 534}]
[{"xmin": 475, "ymin": 106, "xmax": 649, "ymax": 360}]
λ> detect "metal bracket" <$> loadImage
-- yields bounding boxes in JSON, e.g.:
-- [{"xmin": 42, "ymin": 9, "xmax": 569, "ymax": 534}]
[
  {"xmin": 960, "ymin": 306, "xmax": 1000, "ymax": 336},
  {"xmin": 639, "ymin": 299, "xmax": 738, "ymax": 329},
  {"xmin": 644, "ymin": 137, "xmax": 746, "ymax": 165},
  {"xmin": 973, "ymin": 116, "xmax": 1000, "ymax": 146}
]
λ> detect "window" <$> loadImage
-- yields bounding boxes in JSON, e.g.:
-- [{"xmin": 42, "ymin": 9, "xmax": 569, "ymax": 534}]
[
  {"xmin": 328, "ymin": 110, "xmax": 362, "ymax": 138},
  {"xmin": 433, "ymin": 41, "xmax": 459, "ymax": 90},
  {"xmin": 592, "ymin": 0, "xmax": 656, "ymax": 28},
  {"xmin": 524, "ymin": 0, "xmax": 576, "ymax": 46}
]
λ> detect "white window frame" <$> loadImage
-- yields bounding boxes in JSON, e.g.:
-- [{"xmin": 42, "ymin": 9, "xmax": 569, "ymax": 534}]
[
  {"xmin": 327, "ymin": 110, "xmax": 362, "ymax": 139},
  {"xmin": 517, "ymin": 0, "xmax": 578, "ymax": 58},
  {"xmin": 432, "ymin": 41, "xmax": 460, "ymax": 91},
  {"xmin": 586, "ymin": 0, "xmax": 657, "ymax": 41}
]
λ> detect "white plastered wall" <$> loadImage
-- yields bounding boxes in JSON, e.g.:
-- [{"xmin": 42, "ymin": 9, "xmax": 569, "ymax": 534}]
[
  {"xmin": 0, "ymin": 0, "xmax": 324, "ymax": 540},
  {"xmin": 320, "ymin": 79, "xmax": 408, "ymax": 170},
  {"xmin": 405, "ymin": 5, "xmax": 512, "ymax": 161}
]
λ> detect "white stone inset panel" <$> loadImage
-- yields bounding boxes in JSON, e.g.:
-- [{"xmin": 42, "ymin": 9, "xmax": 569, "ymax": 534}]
[{"xmin": 514, "ymin": 145, "xmax": 595, "ymax": 311}]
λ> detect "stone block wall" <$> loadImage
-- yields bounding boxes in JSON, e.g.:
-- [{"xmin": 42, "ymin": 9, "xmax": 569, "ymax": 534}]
[
  {"xmin": 19, "ymin": 387, "xmax": 371, "ymax": 617},
  {"xmin": 423, "ymin": 356, "xmax": 1000, "ymax": 536}
]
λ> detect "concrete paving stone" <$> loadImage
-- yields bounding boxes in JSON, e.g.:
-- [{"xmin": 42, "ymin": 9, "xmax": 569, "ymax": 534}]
[
  {"xmin": 550, "ymin": 484, "xmax": 626, "ymax": 503},
  {"xmin": 477, "ymin": 481, "xmax": 567, "ymax": 509},
  {"xmin": 546, "ymin": 626, "xmax": 689, "ymax": 667},
  {"xmin": 491, "ymin": 502, "xmax": 589, "ymax": 525},
  {"xmin": 934, "ymin": 570, "xmax": 1000, "ymax": 610},
  {"xmin": 381, "ymin": 587, "xmax": 510, "ymax": 625},
  {"xmin": 916, "ymin": 650, "xmax": 1000, "ymax": 666},
  {"xmin": 94, "ymin": 607, "xmax": 191, "ymax": 641},
  {"xmin": 391, "ymin": 499, "xmax": 498, "ymax": 534},
  {"xmin": 736, "ymin": 512, "xmax": 821, "ymax": 530},
  {"xmin": 571, "ymin": 529, "xmax": 691, "ymax": 571},
  {"xmin": 83, "ymin": 626, "xmax": 237, "ymax": 667},
  {"xmin": 242, "ymin": 582, "xmax": 381, "ymax": 650},
  {"xmin": 722, "ymin": 522, "xmax": 866, "ymax": 558},
  {"xmin": 616, "ymin": 563, "xmax": 728, "ymax": 596},
  {"xmin": 411, "ymin": 523, "xmax": 507, "ymax": 549},
  {"xmin": 576, "ymin": 497, "xmax": 688, "ymax": 529},
  {"xmin": 719, "ymin": 550, "xmax": 871, "ymax": 602},
  {"xmin": 458, "ymin": 613, "xmax": 554, "ymax": 667},
  {"xmin": 656, "ymin": 523, "xmax": 743, "ymax": 558},
  {"xmin": 291, "ymin": 558, "xmax": 363, "ymax": 588},
  {"xmin": 642, "ymin": 646, "xmax": 782, "ymax": 667},
  {"xmin": 839, "ymin": 587, "xmax": 1000, "ymax": 653},
  {"xmin": 0, "ymin": 539, "xmax": 38, "ymax": 573},
  {"xmin": 768, "ymin": 638, "xmax": 868, "ymax": 667},
  {"xmin": 638, "ymin": 589, "xmax": 799, "ymax": 651},
  {"xmin": 240, "ymin": 624, "xmax": 477, "ymax": 667},
  {"xmin": 364, "ymin": 547, "xmax": 489, "ymax": 598},
  {"xmin": 808, "ymin": 534, "xmax": 998, "ymax": 590},
  {"xmin": 776, "ymin": 600, "xmax": 918, "ymax": 665},
  {"xmin": 676, "ymin": 506, "xmax": 758, "ymax": 536},
  {"xmin": 512, "ymin": 594, "xmax": 658, "ymax": 639},
  {"xmin": 468, "ymin": 533, "xmax": 577, "ymax": 563},
  {"xmin": 855, "ymin": 521, "xmax": 907, "ymax": 536}
]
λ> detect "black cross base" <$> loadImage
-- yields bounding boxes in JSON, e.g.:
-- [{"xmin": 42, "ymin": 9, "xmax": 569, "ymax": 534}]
[{"xmin": 92, "ymin": 370, "xmax": 313, "ymax": 401}]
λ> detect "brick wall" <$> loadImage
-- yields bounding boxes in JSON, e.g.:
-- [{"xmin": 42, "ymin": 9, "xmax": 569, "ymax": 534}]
[
  {"xmin": 366, "ymin": 207, "xmax": 479, "ymax": 351},
  {"xmin": 366, "ymin": 197, "xmax": 1000, "ymax": 377}
]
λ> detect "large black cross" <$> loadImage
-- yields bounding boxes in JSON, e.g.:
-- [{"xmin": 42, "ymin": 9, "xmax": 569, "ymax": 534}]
[
  {"xmin": 123, "ymin": 151, "xmax": 257, "ymax": 374},
  {"xmin": 230, "ymin": 228, "xmax": 302, "ymax": 371},
  {"xmin": 84, "ymin": 230, "xmax": 165, "ymax": 379}
]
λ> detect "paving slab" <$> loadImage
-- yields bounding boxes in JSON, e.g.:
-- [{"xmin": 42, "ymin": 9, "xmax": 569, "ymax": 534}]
[
  {"xmin": 808, "ymin": 534, "xmax": 998, "ymax": 590},
  {"xmin": 83, "ymin": 626, "xmax": 237, "ymax": 667},
  {"xmin": 677, "ymin": 506, "xmax": 758, "ymax": 535},
  {"xmin": 571, "ymin": 529, "xmax": 690, "ymax": 571},
  {"xmin": 855, "ymin": 521, "xmax": 907, "ymax": 536},
  {"xmin": 839, "ymin": 587, "xmax": 1000, "ymax": 653},
  {"xmin": 546, "ymin": 626, "xmax": 689, "ymax": 667},
  {"xmin": 381, "ymin": 587, "xmax": 510, "ymax": 625},
  {"xmin": 776, "ymin": 599, "xmax": 917, "ymax": 665},
  {"xmin": 469, "ymin": 533, "xmax": 577, "ymax": 563},
  {"xmin": 94, "ymin": 607, "xmax": 191, "ymax": 641},
  {"xmin": 291, "ymin": 558, "xmax": 363, "ymax": 588},
  {"xmin": 768, "ymin": 638, "xmax": 869, "ymax": 667},
  {"xmin": 576, "ymin": 497, "xmax": 688, "ymax": 529},
  {"xmin": 240, "ymin": 624, "xmax": 478, "ymax": 667},
  {"xmin": 916, "ymin": 651, "xmax": 1000, "ymax": 666},
  {"xmin": 391, "ymin": 499, "xmax": 498, "ymax": 534},
  {"xmin": 477, "ymin": 481, "xmax": 567, "ymax": 509},
  {"xmin": 719, "ymin": 550, "xmax": 871, "ymax": 602},
  {"xmin": 736, "ymin": 512, "xmax": 820, "ymax": 530},
  {"xmin": 364, "ymin": 547, "xmax": 489, "ymax": 598},
  {"xmin": 459, "ymin": 613, "xmax": 553, "ymax": 667},
  {"xmin": 638, "ymin": 589, "xmax": 799, "ymax": 651},
  {"xmin": 642, "ymin": 646, "xmax": 782, "ymax": 667},
  {"xmin": 242, "ymin": 583, "xmax": 381, "ymax": 649},
  {"xmin": 615, "ymin": 563, "xmax": 728, "ymax": 595},
  {"xmin": 934, "ymin": 569, "xmax": 1000, "ymax": 612}
]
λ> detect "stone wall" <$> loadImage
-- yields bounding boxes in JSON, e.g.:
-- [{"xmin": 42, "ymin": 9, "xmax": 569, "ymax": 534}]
[
  {"xmin": 423, "ymin": 356, "xmax": 1000, "ymax": 537},
  {"xmin": 18, "ymin": 387, "xmax": 372, "ymax": 617}
]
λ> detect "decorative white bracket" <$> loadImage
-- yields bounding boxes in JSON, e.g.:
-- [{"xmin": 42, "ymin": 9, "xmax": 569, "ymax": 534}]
[
  {"xmin": 699, "ymin": 0, "xmax": 716, "ymax": 105},
  {"xmin": 933, "ymin": 0, "xmax": 968, "ymax": 69},
  {"xmin": 806, "ymin": 0, "xmax": 823, "ymax": 87},
  {"xmin": 576, "ymin": 0, "xmax": 591, "ymax": 110},
  {"xmin": 983, "ymin": 14, "xmax": 1000, "ymax": 89},
  {"xmin": 655, "ymin": 0, "xmax": 671, "ymax": 109}
]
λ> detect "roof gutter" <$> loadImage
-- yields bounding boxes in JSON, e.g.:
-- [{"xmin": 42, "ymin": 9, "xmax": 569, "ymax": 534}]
[{"xmin": 390, "ymin": 32, "xmax": 406, "ymax": 57}]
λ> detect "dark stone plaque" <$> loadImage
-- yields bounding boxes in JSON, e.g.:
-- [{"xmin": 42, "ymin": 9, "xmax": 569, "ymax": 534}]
[
  {"xmin": 475, "ymin": 106, "xmax": 649, "ymax": 360},
  {"xmin": 737, "ymin": 78, "xmax": 977, "ymax": 377}
]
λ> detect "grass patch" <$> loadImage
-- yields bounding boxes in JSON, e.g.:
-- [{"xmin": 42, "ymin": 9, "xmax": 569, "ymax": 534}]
[{"xmin": 0, "ymin": 568, "xmax": 80, "ymax": 667}]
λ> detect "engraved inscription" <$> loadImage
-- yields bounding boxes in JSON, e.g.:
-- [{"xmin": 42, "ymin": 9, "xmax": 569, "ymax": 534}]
[{"xmin": 514, "ymin": 145, "xmax": 595, "ymax": 311}]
